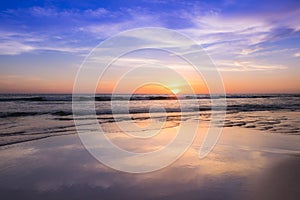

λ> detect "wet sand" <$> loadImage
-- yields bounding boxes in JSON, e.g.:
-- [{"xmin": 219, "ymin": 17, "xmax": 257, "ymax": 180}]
[{"xmin": 0, "ymin": 125, "xmax": 299, "ymax": 200}]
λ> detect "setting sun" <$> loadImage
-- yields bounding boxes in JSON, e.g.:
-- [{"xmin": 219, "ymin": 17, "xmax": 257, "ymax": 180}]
[{"xmin": 171, "ymin": 88, "xmax": 180, "ymax": 94}]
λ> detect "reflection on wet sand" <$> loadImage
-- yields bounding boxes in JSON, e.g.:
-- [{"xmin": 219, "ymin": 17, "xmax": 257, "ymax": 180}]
[
  {"xmin": 0, "ymin": 124, "xmax": 299, "ymax": 200},
  {"xmin": 251, "ymin": 156, "xmax": 300, "ymax": 200}
]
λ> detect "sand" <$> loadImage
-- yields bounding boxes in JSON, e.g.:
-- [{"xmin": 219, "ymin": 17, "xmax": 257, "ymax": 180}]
[{"xmin": 0, "ymin": 125, "xmax": 299, "ymax": 200}]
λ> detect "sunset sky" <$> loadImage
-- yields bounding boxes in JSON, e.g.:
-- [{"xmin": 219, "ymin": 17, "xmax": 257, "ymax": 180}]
[{"xmin": 0, "ymin": 0, "xmax": 299, "ymax": 94}]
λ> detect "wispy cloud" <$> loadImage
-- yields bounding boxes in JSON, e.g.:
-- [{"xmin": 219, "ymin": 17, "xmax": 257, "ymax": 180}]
[
  {"xmin": 0, "ymin": 6, "xmax": 163, "ymax": 55},
  {"xmin": 0, "ymin": 30, "xmax": 91, "ymax": 55},
  {"xmin": 0, "ymin": 2, "xmax": 299, "ymax": 71},
  {"xmin": 4, "ymin": 6, "xmax": 109, "ymax": 19},
  {"xmin": 216, "ymin": 60, "xmax": 287, "ymax": 71},
  {"xmin": 0, "ymin": 40, "xmax": 35, "ymax": 55},
  {"xmin": 294, "ymin": 52, "xmax": 300, "ymax": 57},
  {"xmin": 175, "ymin": 7, "xmax": 300, "ymax": 61}
]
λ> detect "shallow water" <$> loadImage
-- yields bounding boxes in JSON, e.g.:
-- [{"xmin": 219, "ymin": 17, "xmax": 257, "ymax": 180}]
[{"xmin": 0, "ymin": 94, "xmax": 299, "ymax": 146}]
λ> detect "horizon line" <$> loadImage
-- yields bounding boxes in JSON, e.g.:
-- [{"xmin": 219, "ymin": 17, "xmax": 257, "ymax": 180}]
[{"xmin": 0, "ymin": 92, "xmax": 299, "ymax": 95}]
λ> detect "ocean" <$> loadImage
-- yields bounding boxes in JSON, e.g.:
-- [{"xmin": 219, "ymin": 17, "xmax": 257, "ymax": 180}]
[{"xmin": 0, "ymin": 93, "xmax": 299, "ymax": 147}]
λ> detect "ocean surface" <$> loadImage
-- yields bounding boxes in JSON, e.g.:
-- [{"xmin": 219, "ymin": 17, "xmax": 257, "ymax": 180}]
[{"xmin": 0, "ymin": 93, "xmax": 299, "ymax": 147}]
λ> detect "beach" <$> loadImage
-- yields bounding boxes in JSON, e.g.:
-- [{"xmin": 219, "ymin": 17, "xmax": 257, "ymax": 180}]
[
  {"xmin": 0, "ymin": 94, "xmax": 299, "ymax": 199},
  {"xmin": 0, "ymin": 125, "xmax": 299, "ymax": 200}
]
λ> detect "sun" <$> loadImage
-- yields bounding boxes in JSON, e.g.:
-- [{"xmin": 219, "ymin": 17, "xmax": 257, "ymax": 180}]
[{"xmin": 171, "ymin": 88, "xmax": 180, "ymax": 95}]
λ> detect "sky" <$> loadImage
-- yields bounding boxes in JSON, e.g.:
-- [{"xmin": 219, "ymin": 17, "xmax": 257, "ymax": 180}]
[{"xmin": 0, "ymin": 0, "xmax": 299, "ymax": 94}]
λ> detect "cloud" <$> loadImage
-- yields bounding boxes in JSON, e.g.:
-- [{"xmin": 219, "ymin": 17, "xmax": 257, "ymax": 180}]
[
  {"xmin": 0, "ymin": 6, "xmax": 164, "ymax": 55},
  {"xmin": 176, "ymin": 7, "xmax": 300, "ymax": 60},
  {"xmin": 0, "ymin": 41, "xmax": 35, "ymax": 55},
  {"xmin": 5, "ymin": 6, "xmax": 109, "ymax": 18},
  {"xmin": 29, "ymin": 7, "xmax": 59, "ymax": 17},
  {"xmin": 78, "ymin": 9, "xmax": 163, "ymax": 39},
  {"xmin": 293, "ymin": 52, "xmax": 300, "ymax": 57},
  {"xmin": 0, "ymin": 30, "xmax": 91, "ymax": 55},
  {"xmin": 78, "ymin": 21, "xmax": 133, "ymax": 39},
  {"xmin": 240, "ymin": 47, "xmax": 262, "ymax": 55},
  {"xmin": 216, "ymin": 60, "xmax": 287, "ymax": 71},
  {"xmin": 0, "ymin": 3, "xmax": 299, "ymax": 63},
  {"xmin": 264, "ymin": 27, "xmax": 300, "ymax": 43}
]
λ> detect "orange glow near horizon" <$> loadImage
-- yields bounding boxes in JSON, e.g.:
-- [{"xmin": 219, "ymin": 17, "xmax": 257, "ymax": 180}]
[
  {"xmin": 1, "ymin": 71, "xmax": 299, "ymax": 94},
  {"xmin": 132, "ymin": 84, "xmax": 178, "ymax": 95},
  {"xmin": 95, "ymin": 77, "xmax": 209, "ymax": 95}
]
